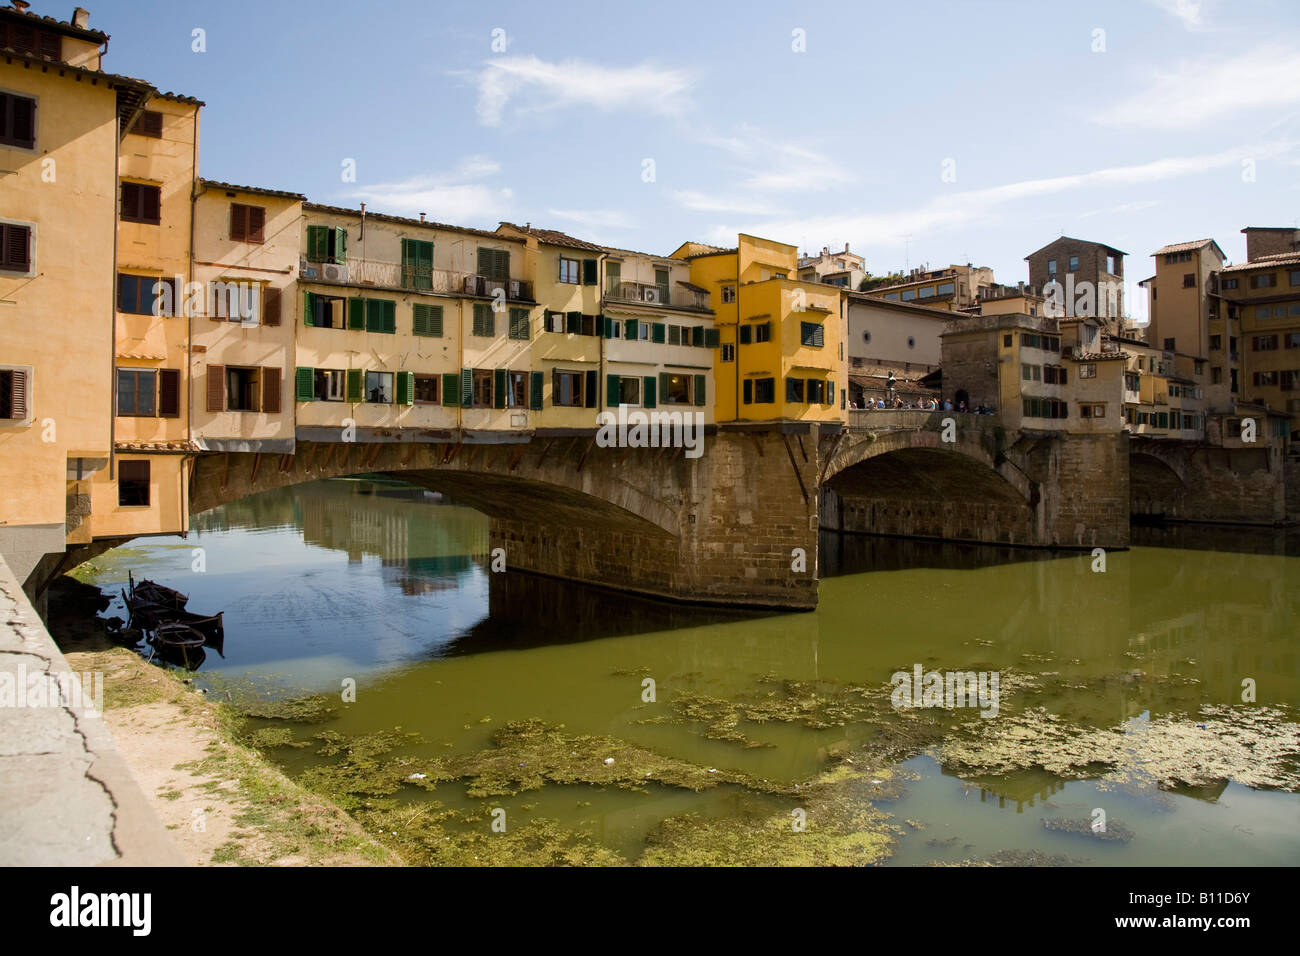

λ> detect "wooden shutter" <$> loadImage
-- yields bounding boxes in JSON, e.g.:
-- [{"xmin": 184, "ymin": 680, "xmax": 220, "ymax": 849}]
[
  {"xmin": 262, "ymin": 286, "xmax": 281, "ymax": 326},
  {"xmin": 567, "ymin": 311, "xmax": 582, "ymax": 334},
  {"xmin": 493, "ymin": 369, "xmax": 507, "ymax": 409},
  {"xmin": 262, "ymin": 367, "xmax": 281, "ymax": 413},
  {"xmin": 652, "ymin": 323, "xmax": 665, "ymax": 344},
  {"xmin": 530, "ymin": 371, "xmax": 543, "ymax": 410},
  {"xmin": 306, "ymin": 226, "xmax": 326, "ymax": 263},
  {"xmin": 397, "ymin": 371, "xmax": 414, "ymax": 406},
  {"xmin": 692, "ymin": 326, "xmax": 704, "ymax": 347},
  {"xmin": 743, "ymin": 379, "xmax": 752, "ymax": 404},
  {"xmin": 1, "ymin": 223, "xmax": 30, "ymax": 271},
  {"xmin": 142, "ymin": 185, "xmax": 160, "ymax": 224},
  {"xmin": 624, "ymin": 318, "xmax": 637, "ymax": 340},
  {"xmin": 383, "ymin": 300, "xmax": 396, "ymax": 334},
  {"xmin": 334, "ymin": 227, "xmax": 347, "ymax": 263},
  {"xmin": 302, "ymin": 291, "xmax": 315, "ymax": 327},
  {"xmin": 207, "ymin": 365, "xmax": 225, "ymax": 412},
  {"xmin": 37, "ymin": 30, "xmax": 60, "ymax": 61},
  {"xmin": 642, "ymin": 376, "xmax": 656, "ymax": 409},
  {"xmin": 346, "ymin": 369, "xmax": 363, "ymax": 402},
  {"xmin": 230, "ymin": 203, "xmax": 247, "ymax": 241},
  {"xmin": 9, "ymin": 96, "xmax": 35, "ymax": 149},
  {"xmin": 442, "ymin": 373, "xmax": 460, "ymax": 407},
  {"xmin": 584, "ymin": 369, "xmax": 597, "ymax": 408},
  {"xmin": 582, "ymin": 259, "xmax": 598, "ymax": 285},
  {"xmin": 693, "ymin": 374, "xmax": 706, "ymax": 407},
  {"xmin": 739, "ymin": 325, "xmax": 752, "ymax": 344},
  {"xmin": 9, "ymin": 369, "xmax": 26, "ymax": 420},
  {"xmin": 659, "ymin": 373, "xmax": 669, "ymax": 401},
  {"xmin": 158, "ymin": 369, "xmax": 180, "ymax": 417},
  {"xmin": 461, "ymin": 368, "xmax": 473, "ymax": 407},
  {"xmin": 295, "ymin": 367, "xmax": 314, "ymax": 402},
  {"xmin": 705, "ymin": 328, "xmax": 720, "ymax": 348},
  {"xmin": 602, "ymin": 315, "xmax": 613, "ymax": 338},
  {"xmin": 248, "ymin": 206, "xmax": 265, "ymax": 243},
  {"xmin": 348, "ymin": 298, "xmax": 365, "ymax": 330},
  {"xmin": 606, "ymin": 374, "xmax": 619, "ymax": 407}
]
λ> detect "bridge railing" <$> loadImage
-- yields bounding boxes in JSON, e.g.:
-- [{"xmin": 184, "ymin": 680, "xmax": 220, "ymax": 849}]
[{"xmin": 848, "ymin": 409, "xmax": 1002, "ymax": 430}]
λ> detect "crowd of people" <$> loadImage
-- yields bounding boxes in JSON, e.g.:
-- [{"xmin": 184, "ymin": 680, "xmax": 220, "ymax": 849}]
[{"xmin": 849, "ymin": 395, "xmax": 997, "ymax": 414}]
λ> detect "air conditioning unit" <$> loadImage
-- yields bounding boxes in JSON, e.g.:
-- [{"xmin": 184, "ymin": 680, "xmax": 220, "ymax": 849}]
[
  {"xmin": 642, "ymin": 287, "xmax": 661, "ymax": 303},
  {"xmin": 321, "ymin": 262, "xmax": 349, "ymax": 282},
  {"xmin": 508, "ymin": 279, "xmax": 522, "ymax": 299}
]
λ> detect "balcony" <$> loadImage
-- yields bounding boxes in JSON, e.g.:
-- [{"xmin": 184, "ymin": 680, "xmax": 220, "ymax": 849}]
[
  {"xmin": 604, "ymin": 278, "xmax": 711, "ymax": 312},
  {"xmin": 300, "ymin": 258, "xmax": 533, "ymax": 301}
]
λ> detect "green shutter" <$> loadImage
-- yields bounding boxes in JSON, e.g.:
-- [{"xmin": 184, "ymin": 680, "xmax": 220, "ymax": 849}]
[
  {"xmin": 295, "ymin": 367, "xmax": 314, "ymax": 402},
  {"xmin": 494, "ymin": 369, "xmax": 506, "ymax": 408},
  {"xmin": 384, "ymin": 300, "xmax": 396, "ymax": 334},
  {"xmin": 705, "ymin": 328, "xmax": 719, "ymax": 348},
  {"xmin": 624, "ymin": 318, "xmax": 637, "ymax": 339},
  {"xmin": 659, "ymin": 372, "xmax": 669, "ymax": 401},
  {"xmin": 509, "ymin": 307, "xmax": 530, "ymax": 340},
  {"xmin": 643, "ymin": 376, "xmax": 656, "ymax": 409},
  {"xmin": 461, "ymin": 368, "xmax": 473, "ymax": 407},
  {"xmin": 582, "ymin": 259, "xmax": 598, "ymax": 285},
  {"xmin": 303, "ymin": 291, "xmax": 315, "ymax": 327},
  {"xmin": 334, "ymin": 226, "xmax": 347, "ymax": 263},
  {"xmin": 607, "ymin": 374, "xmax": 620, "ymax": 407},
  {"xmin": 828, "ymin": 379, "xmax": 835, "ymax": 405},
  {"xmin": 530, "ymin": 371, "xmax": 543, "ymax": 410},
  {"xmin": 306, "ymin": 226, "xmax": 325, "ymax": 263},
  {"xmin": 692, "ymin": 326, "xmax": 704, "ymax": 347},
  {"xmin": 348, "ymin": 298, "xmax": 364, "ymax": 330},
  {"xmin": 442, "ymin": 372, "xmax": 460, "ymax": 406},
  {"xmin": 584, "ymin": 369, "xmax": 597, "ymax": 408},
  {"xmin": 429, "ymin": 305, "xmax": 443, "ymax": 337},
  {"xmin": 413, "ymin": 303, "xmax": 444, "ymax": 337},
  {"xmin": 602, "ymin": 315, "xmax": 613, "ymax": 338},
  {"xmin": 652, "ymin": 322, "xmax": 665, "ymax": 344},
  {"xmin": 397, "ymin": 371, "xmax": 414, "ymax": 405},
  {"xmin": 693, "ymin": 374, "xmax": 706, "ymax": 406},
  {"xmin": 739, "ymin": 325, "xmax": 752, "ymax": 344},
  {"xmin": 567, "ymin": 311, "xmax": 582, "ymax": 334},
  {"xmin": 346, "ymin": 369, "xmax": 362, "ymax": 402}
]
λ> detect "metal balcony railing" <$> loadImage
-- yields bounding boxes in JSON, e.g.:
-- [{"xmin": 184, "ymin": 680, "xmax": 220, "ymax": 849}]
[
  {"xmin": 301, "ymin": 258, "xmax": 533, "ymax": 301},
  {"xmin": 604, "ymin": 278, "xmax": 710, "ymax": 312}
]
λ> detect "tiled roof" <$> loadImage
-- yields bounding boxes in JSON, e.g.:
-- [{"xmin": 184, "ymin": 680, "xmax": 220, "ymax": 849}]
[
  {"xmin": 115, "ymin": 440, "xmax": 199, "ymax": 453},
  {"xmin": 1026, "ymin": 236, "xmax": 1127, "ymax": 258},
  {"xmin": 499, "ymin": 222, "xmax": 604, "ymax": 252},
  {"xmin": 153, "ymin": 90, "xmax": 205, "ymax": 107},
  {"xmin": 201, "ymin": 179, "xmax": 306, "ymax": 201},
  {"xmin": 1220, "ymin": 252, "xmax": 1300, "ymax": 272},
  {"xmin": 845, "ymin": 292, "xmax": 954, "ymax": 319},
  {"xmin": 1153, "ymin": 239, "xmax": 1217, "ymax": 255},
  {"xmin": 0, "ymin": 5, "xmax": 109, "ymax": 43},
  {"xmin": 601, "ymin": 243, "xmax": 676, "ymax": 261},
  {"xmin": 304, "ymin": 203, "xmax": 523, "ymax": 242},
  {"xmin": 0, "ymin": 46, "xmax": 152, "ymax": 90}
]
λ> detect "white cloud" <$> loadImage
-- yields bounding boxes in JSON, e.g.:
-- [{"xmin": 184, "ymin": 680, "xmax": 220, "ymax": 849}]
[
  {"xmin": 1143, "ymin": 0, "xmax": 1210, "ymax": 29},
  {"xmin": 1095, "ymin": 45, "xmax": 1300, "ymax": 129},
  {"xmin": 705, "ymin": 144, "xmax": 1294, "ymax": 248},
  {"xmin": 345, "ymin": 156, "xmax": 512, "ymax": 222},
  {"xmin": 474, "ymin": 55, "xmax": 692, "ymax": 126},
  {"xmin": 668, "ymin": 189, "xmax": 788, "ymax": 216},
  {"xmin": 543, "ymin": 208, "xmax": 634, "ymax": 240},
  {"xmin": 696, "ymin": 124, "xmax": 851, "ymax": 192}
]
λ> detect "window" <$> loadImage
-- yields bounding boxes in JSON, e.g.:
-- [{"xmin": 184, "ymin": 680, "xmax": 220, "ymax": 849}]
[
  {"xmin": 230, "ymin": 203, "xmax": 265, "ymax": 243},
  {"xmin": 1044, "ymin": 365, "xmax": 1068, "ymax": 385},
  {"xmin": 884, "ymin": 293, "xmax": 898, "ymax": 301},
  {"xmin": 120, "ymin": 182, "xmax": 160, "ymax": 224},
  {"xmin": 0, "ymin": 92, "xmax": 36, "ymax": 149},
  {"xmin": 0, "ymin": 367, "xmax": 30, "ymax": 423},
  {"xmin": 477, "ymin": 247, "xmax": 509, "ymax": 283},
  {"xmin": 412, "ymin": 303, "xmax": 443, "ymax": 337},
  {"xmin": 1106, "ymin": 255, "xmax": 1117, "ymax": 274},
  {"xmin": 116, "ymin": 369, "xmax": 157, "ymax": 417},
  {"xmin": 1163, "ymin": 337, "xmax": 1176, "ymax": 350},
  {"xmin": 721, "ymin": 343, "xmax": 735, "ymax": 362},
  {"xmin": 117, "ymin": 460, "xmax": 150, "ymax": 507},
  {"xmin": 504, "ymin": 306, "xmax": 529, "ymax": 340},
  {"xmin": 314, "ymin": 369, "xmax": 345, "ymax": 402},
  {"xmin": 919, "ymin": 286, "xmax": 935, "ymax": 298},
  {"xmin": 0, "ymin": 221, "xmax": 30, "ymax": 273},
  {"xmin": 720, "ymin": 284, "xmax": 736, "ymax": 304},
  {"xmin": 472, "ymin": 303, "xmax": 495, "ymax": 337},
  {"xmin": 1078, "ymin": 364, "xmax": 1097, "ymax": 379},
  {"xmin": 135, "ymin": 110, "xmax": 163, "ymax": 139},
  {"xmin": 413, "ymin": 374, "xmax": 440, "ymax": 404},
  {"xmin": 754, "ymin": 322, "xmax": 772, "ymax": 343},
  {"xmin": 1252, "ymin": 274, "xmax": 1277, "ymax": 289},
  {"xmin": 750, "ymin": 377, "xmax": 775, "ymax": 404},
  {"xmin": 306, "ymin": 293, "xmax": 345, "ymax": 329},
  {"xmin": 1021, "ymin": 364, "xmax": 1041, "ymax": 382},
  {"xmin": 471, "ymin": 368, "xmax": 493, "ymax": 408},
  {"xmin": 1221, "ymin": 278, "xmax": 1238, "ymax": 289},
  {"xmin": 1124, "ymin": 371, "xmax": 1139, "ymax": 391},
  {"xmin": 1253, "ymin": 371, "xmax": 1279, "ymax": 387},
  {"xmin": 1211, "ymin": 367, "xmax": 1223, "ymax": 384},
  {"xmin": 1183, "ymin": 273, "xmax": 1195, "ymax": 288},
  {"xmin": 544, "ymin": 311, "xmax": 564, "ymax": 333},
  {"xmin": 400, "ymin": 238, "xmax": 433, "ymax": 290},
  {"xmin": 1257, "ymin": 306, "xmax": 1272, "ymax": 320},
  {"xmin": 613, "ymin": 376, "xmax": 640, "ymax": 406},
  {"xmin": 1281, "ymin": 370, "xmax": 1300, "ymax": 392},
  {"xmin": 1253, "ymin": 335, "xmax": 1279, "ymax": 351},
  {"xmin": 1210, "ymin": 335, "xmax": 1222, "ymax": 350},
  {"xmin": 553, "ymin": 370, "xmax": 592, "ymax": 408},
  {"xmin": 1022, "ymin": 397, "xmax": 1067, "ymax": 419},
  {"xmin": 661, "ymin": 373, "xmax": 692, "ymax": 405},
  {"xmin": 1068, "ymin": 256, "xmax": 1079, "ymax": 272},
  {"xmin": 1286, "ymin": 332, "xmax": 1300, "ymax": 349},
  {"xmin": 1079, "ymin": 403, "xmax": 1106, "ymax": 419},
  {"xmin": 350, "ymin": 298, "xmax": 396, "ymax": 334},
  {"xmin": 908, "ymin": 336, "xmax": 916, "ymax": 349},
  {"xmin": 558, "ymin": 257, "xmax": 580, "ymax": 284},
  {"xmin": 937, "ymin": 282, "xmax": 955, "ymax": 295},
  {"xmin": 901, "ymin": 289, "xmax": 916, "ymax": 301},
  {"xmin": 366, "ymin": 371, "xmax": 394, "ymax": 404},
  {"xmin": 226, "ymin": 366, "xmax": 260, "ymax": 411},
  {"xmin": 786, "ymin": 377, "xmax": 805, "ymax": 403},
  {"xmin": 117, "ymin": 274, "xmax": 176, "ymax": 316},
  {"xmin": 1290, "ymin": 270, "xmax": 1300, "ymax": 287},
  {"xmin": 807, "ymin": 379, "xmax": 827, "ymax": 403},
  {"xmin": 306, "ymin": 225, "xmax": 347, "ymax": 264},
  {"xmin": 1047, "ymin": 259, "xmax": 1057, "ymax": 276},
  {"xmin": 505, "ymin": 371, "xmax": 529, "ymax": 407},
  {"xmin": 800, "ymin": 322, "xmax": 825, "ymax": 348}
]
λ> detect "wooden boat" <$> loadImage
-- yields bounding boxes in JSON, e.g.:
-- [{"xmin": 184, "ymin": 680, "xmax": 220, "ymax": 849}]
[
  {"xmin": 150, "ymin": 621, "xmax": 205, "ymax": 649},
  {"xmin": 121, "ymin": 574, "xmax": 224, "ymax": 659},
  {"xmin": 127, "ymin": 571, "xmax": 188, "ymax": 610}
]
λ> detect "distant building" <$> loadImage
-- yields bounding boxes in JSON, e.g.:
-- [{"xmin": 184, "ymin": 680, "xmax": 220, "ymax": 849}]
[
  {"xmin": 1024, "ymin": 237, "xmax": 1126, "ymax": 332},
  {"xmin": 1144, "ymin": 239, "xmax": 1227, "ymax": 405},
  {"xmin": 797, "ymin": 244, "xmax": 868, "ymax": 289},
  {"xmin": 859, "ymin": 263, "xmax": 995, "ymax": 311},
  {"xmin": 844, "ymin": 293, "xmax": 946, "ymax": 407}
]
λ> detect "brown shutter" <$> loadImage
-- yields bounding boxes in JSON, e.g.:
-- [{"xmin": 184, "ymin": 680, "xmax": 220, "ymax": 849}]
[
  {"xmin": 230, "ymin": 203, "xmax": 246, "ymax": 241},
  {"xmin": 121, "ymin": 182, "xmax": 137, "ymax": 219},
  {"xmin": 9, "ymin": 369, "xmax": 26, "ymax": 420},
  {"xmin": 248, "ymin": 206, "xmax": 265, "ymax": 243},
  {"xmin": 158, "ymin": 369, "xmax": 180, "ymax": 417},
  {"xmin": 2, "ymin": 224, "xmax": 29, "ymax": 271},
  {"xmin": 207, "ymin": 364, "xmax": 225, "ymax": 412},
  {"xmin": 261, "ymin": 367, "xmax": 281, "ymax": 414},
  {"xmin": 262, "ymin": 285, "xmax": 281, "ymax": 326},
  {"xmin": 143, "ymin": 186, "xmax": 160, "ymax": 223}
]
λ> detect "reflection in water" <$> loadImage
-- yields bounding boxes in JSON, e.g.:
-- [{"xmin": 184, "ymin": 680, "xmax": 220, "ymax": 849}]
[{"xmin": 72, "ymin": 477, "xmax": 1300, "ymax": 866}]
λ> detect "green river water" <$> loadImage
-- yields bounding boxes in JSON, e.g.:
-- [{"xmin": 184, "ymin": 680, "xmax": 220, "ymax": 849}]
[{"xmin": 72, "ymin": 478, "xmax": 1300, "ymax": 866}]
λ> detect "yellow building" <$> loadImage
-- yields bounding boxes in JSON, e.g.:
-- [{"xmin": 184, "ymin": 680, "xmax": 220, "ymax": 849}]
[
  {"xmin": 295, "ymin": 205, "xmax": 532, "ymax": 442},
  {"xmin": 0, "ymin": 5, "xmax": 154, "ymax": 585},
  {"xmin": 88, "ymin": 91, "xmax": 202, "ymax": 543},
  {"xmin": 673, "ymin": 235, "xmax": 844, "ymax": 424},
  {"xmin": 192, "ymin": 180, "xmax": 304, "ymax": 454}
]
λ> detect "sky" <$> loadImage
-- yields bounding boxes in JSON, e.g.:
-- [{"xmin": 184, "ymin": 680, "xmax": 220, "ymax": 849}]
[{"xmin": 80, "ymin": 0, "xmax": 1300, "ymax": 324}]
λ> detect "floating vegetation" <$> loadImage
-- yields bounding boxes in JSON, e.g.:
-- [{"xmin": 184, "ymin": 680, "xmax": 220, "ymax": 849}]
[
  {"xmin": 1041, "ymin": 817, "xmax": 1135, "ymax": 843},
  {"xmin": 236, "ymin": 694, "xmax": 339, "ymax": 724},
  {"xmin": 245, "ymin": 727, "xmax": 312, "ymax": 750}
]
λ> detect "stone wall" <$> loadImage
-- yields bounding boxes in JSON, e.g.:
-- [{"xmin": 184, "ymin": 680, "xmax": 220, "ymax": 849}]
[{"xmin": 1131, "ymin": 440, "xmax": 1286, "ymax": 525}]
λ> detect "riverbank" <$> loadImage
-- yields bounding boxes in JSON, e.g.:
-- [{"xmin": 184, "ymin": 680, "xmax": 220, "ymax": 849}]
[{"xmin": 48, "ymin": 579, "xmax": 402, "ymax": 867}]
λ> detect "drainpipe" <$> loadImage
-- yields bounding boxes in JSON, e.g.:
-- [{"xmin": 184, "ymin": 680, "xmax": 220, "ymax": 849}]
[
  {"xmin": 186, "ymin": 111, "xmax": 200, "ymax": 538},
  {"xmin": 109, "ymin": 113, "xmax": 121, "ymax": 483},
  {"xmin": 734, "ymin": 260, "xmax": 741, "ymax": 423}
]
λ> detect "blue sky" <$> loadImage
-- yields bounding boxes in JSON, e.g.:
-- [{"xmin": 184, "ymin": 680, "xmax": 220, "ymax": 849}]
[{"xmin": 87, "ymin": 0, "xmax": 1300, "ymax": 322}]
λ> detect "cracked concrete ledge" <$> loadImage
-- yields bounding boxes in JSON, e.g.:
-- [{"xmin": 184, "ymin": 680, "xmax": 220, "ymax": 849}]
[{"xmin": 0, "ymin": 556, "xmax": 185, "ymax": 867}]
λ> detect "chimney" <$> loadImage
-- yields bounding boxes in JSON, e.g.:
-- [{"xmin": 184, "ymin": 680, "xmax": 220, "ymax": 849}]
[
  {"xmin": 12, "ymin": 1, "xmax": 31, "ymax": 12},
  {"xmin": 419, "ymin": 212, "xmax": 426, "ymax": 222},
  {"xmin": 72, "ymin": 6, "xmax": 89, "ymax": 28},
  {"xmin": 844, "ymin": 242, "xmax": 849, "ymax": 253}
]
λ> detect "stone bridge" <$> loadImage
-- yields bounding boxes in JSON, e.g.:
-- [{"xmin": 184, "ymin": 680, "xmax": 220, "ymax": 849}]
[{"xmin": 1129, "ymin": 435, "xmax": 1286, "ymax": 524}]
